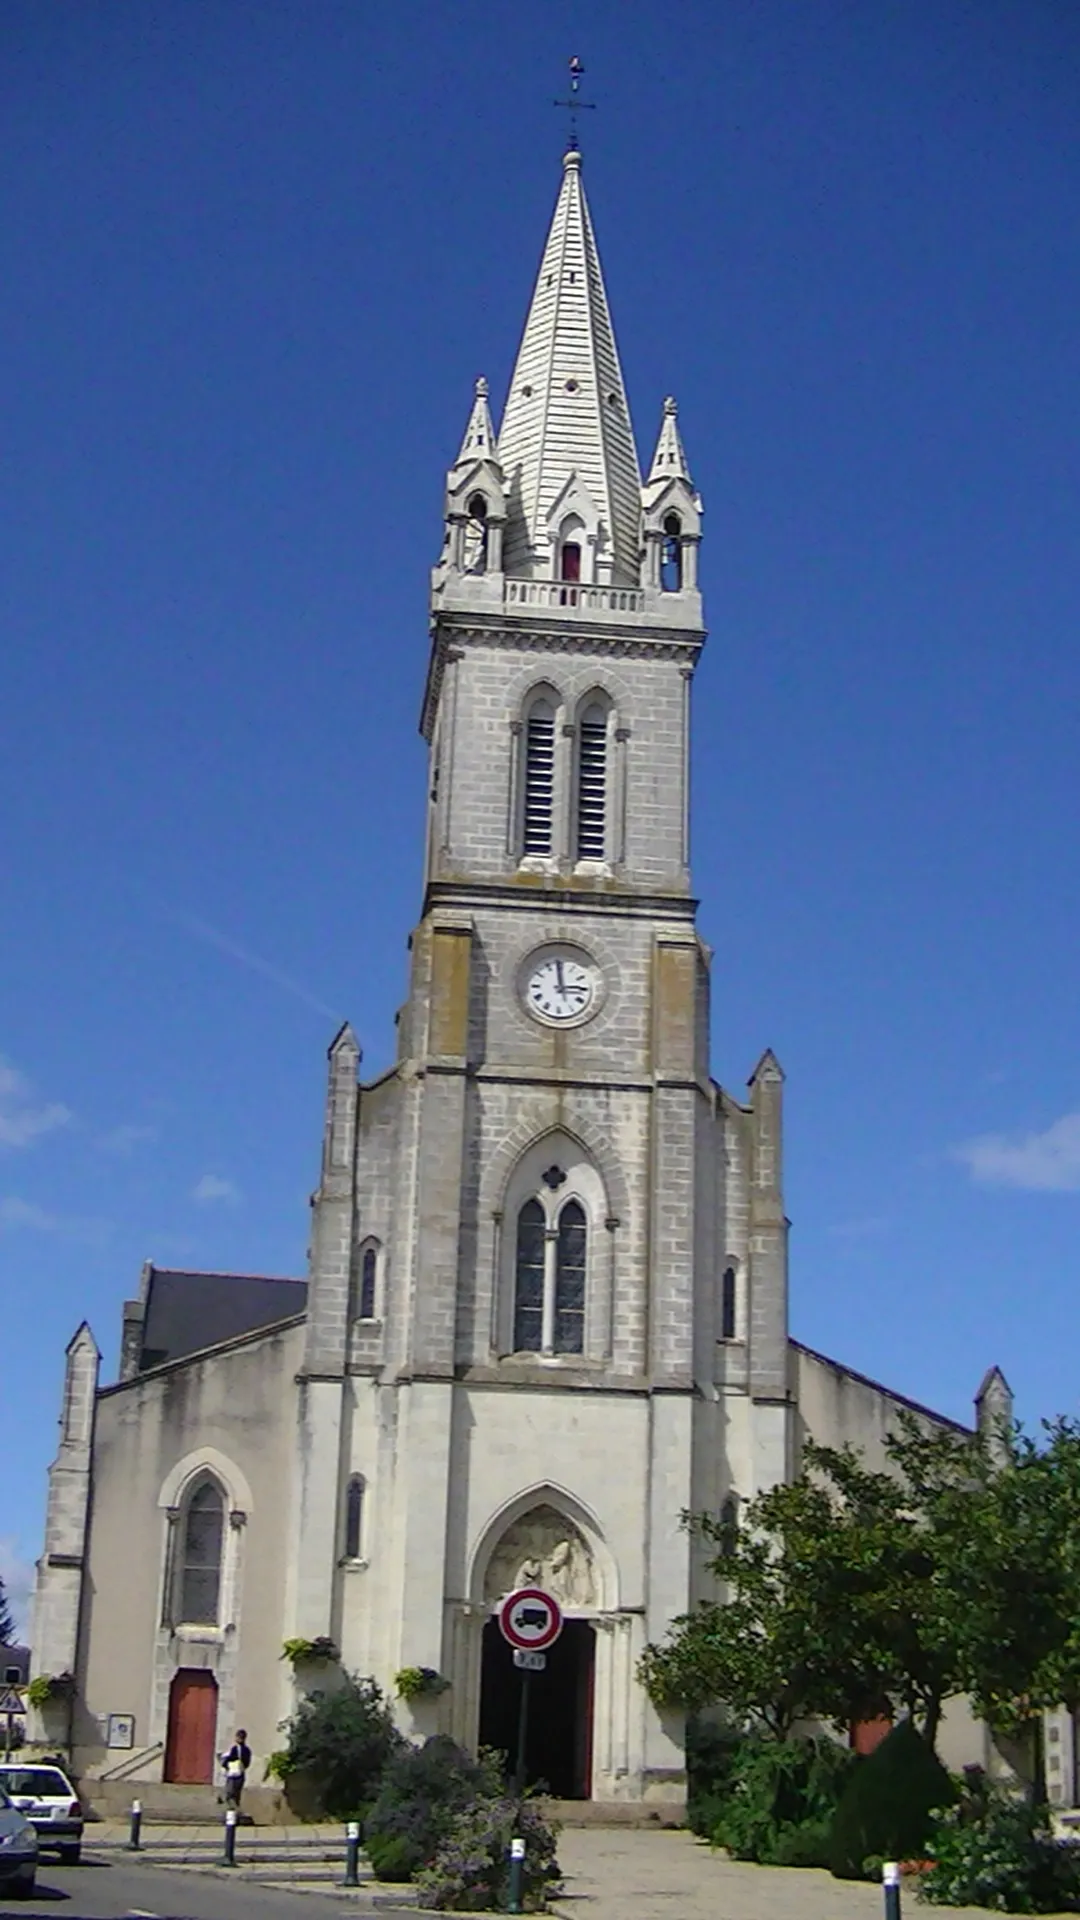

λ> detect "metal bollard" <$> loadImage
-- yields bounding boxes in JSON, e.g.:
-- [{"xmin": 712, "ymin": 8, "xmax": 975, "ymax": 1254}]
[
  {"xmin": 507, "ymin": 1834, "xmax": 526, "ymax": 1915},
  {"xmin": 883, "ymin": 1860, "xmax": 902, "ymax": 1920},
  {"xmin": 344, "ymin": 1819, "xmax": 361, "ymax": 1888},
  {"xmin": 126, "ymin": 1799, "xmax": 143, "ymax": 1851},
  {"xmin": 222, "ymin": 1807, "xmax": 238, "ymax": 1867}
]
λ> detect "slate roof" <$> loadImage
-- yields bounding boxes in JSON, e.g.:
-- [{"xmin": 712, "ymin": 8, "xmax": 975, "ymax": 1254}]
[
  {"xmin": 138, "ymin": 1267, "xmax": 307, "ymax": 1371},
  {"xmin": 497, "ymin": 148, "xmax": 642, "ymax": 583}
]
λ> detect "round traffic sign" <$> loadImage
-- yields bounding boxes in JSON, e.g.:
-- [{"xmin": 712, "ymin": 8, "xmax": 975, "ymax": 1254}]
[{"xmin": 497, "ymin": 1586, "xmax": 563, "ymax": 1652}]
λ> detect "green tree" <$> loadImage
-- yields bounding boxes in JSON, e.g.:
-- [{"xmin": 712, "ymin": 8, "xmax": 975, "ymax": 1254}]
[
  {"xmin": 282, "ymin": 1675, "xmax": 400, "ymax": 1817},
  {"xmin": 641, "ymin": 1419, "xmax": 991, "ymax": 1750}
]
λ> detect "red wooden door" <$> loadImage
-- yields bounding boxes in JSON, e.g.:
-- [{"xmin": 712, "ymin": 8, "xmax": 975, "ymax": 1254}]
[{"xmin": 164, "ymin": 1670, "xmax": 218, "ymax": 1783}]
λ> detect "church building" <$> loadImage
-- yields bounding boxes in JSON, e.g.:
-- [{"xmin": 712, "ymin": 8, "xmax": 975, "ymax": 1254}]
[{"xmin": 32, "ymin": 144, "xmax": 1016, "ymax": 1810}]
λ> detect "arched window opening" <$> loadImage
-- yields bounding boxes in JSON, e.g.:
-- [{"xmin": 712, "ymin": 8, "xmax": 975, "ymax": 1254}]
[
  {"xmin": 179, "ymin": 1480, "xmax": 224, "ymax": 1624},
  {"xmin": 359, "ymin": 1246, "xmax": 377, "ymax": 1320},
  {"xmin": 720, "ymin": 1264, "xmax": 737, "ymax": 1340},
  {"xmin": 514, "ymin": 1199, "xmax": 546, "ymax": 1352},
  {"xmin": 661, "ymin": 512, "xmax": 682, "ymax": 593},
  {"xmin": 560, "ymin": 541, "xmax": 581, "ymax": 583},
  {"xmin": 718, "ymin": 1494, "xmax": 739, "ymax": 1558},
  {"xmin": 576, "ymin": 703, "xmax": 607, "ymax": 860},
  {"xmin": 344, "ymin": 1475, "xmax": 365, "ymax": 1560},
  {"xmin": 554, "ymin": 1200, "xmax": 586, "ymax": 1354},
  {"xmin": 464, "ymin": 493, "xmax": 488, "ymax": 574},
  {"xmin": 523, "ymin": 698, "xmax": 555, "ymax": 856}
]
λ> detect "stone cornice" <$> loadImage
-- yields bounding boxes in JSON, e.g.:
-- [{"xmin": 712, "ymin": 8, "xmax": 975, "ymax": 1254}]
[{"xmin": 421, "ymin": 614, "xmax": 703, "ymax": 738}]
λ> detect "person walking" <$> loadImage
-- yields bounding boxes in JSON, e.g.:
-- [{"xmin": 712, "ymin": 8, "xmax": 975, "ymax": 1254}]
[{"xmin": 220, "ymin": 1728, "xmax": 252, "ymax": 1810}]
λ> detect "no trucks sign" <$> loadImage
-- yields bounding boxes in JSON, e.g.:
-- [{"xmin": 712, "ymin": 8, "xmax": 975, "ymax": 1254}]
[{"xmin": 497, "ymin": 1586, "xmax": 563, "ymax": 1653}]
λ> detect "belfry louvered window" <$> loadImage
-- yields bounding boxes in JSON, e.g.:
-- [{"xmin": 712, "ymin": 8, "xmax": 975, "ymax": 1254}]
[
  {"xmin": 576, "ymin": 703, "xmax": 608, "ymax": 859},
  {"xmin": 523, "ymin": 698, "xmax": 555, "ymax": 855}
]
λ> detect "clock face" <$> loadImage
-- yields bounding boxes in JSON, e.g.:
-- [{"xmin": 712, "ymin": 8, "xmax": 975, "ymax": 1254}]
[{"xmin": 524, "ymin": 951, "xmax": 597, "ymax": 1025}]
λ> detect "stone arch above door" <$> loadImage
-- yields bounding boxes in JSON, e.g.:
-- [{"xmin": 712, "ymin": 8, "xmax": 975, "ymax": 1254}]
[{"xmin": 474, "ymin": 1486, "xmax": 622, "ymax": 1611}]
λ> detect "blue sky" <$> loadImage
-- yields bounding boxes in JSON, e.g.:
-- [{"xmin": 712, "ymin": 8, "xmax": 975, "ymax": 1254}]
[{"xmin": 3, "ymin": 0, "xmax": 1080, "ymax": 1631}]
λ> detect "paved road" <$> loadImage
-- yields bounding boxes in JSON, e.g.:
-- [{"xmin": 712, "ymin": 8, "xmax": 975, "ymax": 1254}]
[{"xmin": 0, "ymin": 1854, "xmax": 373, "ymax": 1919}]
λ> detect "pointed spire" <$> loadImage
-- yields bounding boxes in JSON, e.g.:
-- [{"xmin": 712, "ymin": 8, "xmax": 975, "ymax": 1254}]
[
  {"xmin": 497, "ymin": 149, "xmax": 641, "ymax": 584},
  {"xmin": 646, "ymin": 396, "xmax": 693, "ymax": 488},
  {"xmin": 455, "ymin": 377, "xmax": 497, "ymax": 464}
]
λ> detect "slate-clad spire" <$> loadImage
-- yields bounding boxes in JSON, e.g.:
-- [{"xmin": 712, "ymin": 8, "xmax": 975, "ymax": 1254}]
[{"xmin": 497, "ymin": 148, "xmax": 642, "ymax": 585}]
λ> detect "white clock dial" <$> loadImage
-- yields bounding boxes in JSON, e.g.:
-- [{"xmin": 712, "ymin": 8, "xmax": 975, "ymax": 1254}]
[{"xmin": 525, "ymin": 953, "xmax": 596, "ymax": 1024}]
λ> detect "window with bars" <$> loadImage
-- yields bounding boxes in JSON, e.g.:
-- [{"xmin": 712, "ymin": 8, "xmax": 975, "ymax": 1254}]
[
  {"xmin": 523, "ymin": 698, "xmax": 555, "ymax": 855},
  {"xmin": 178, "ymin": 1481, "xmax": 224, "ymax": 1624},
  {"xmin": 576, "ymin": 703, "xmax": 608, "ymax": 860}
]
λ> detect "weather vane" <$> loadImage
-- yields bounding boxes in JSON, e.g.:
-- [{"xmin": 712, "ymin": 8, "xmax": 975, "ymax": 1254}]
[{"xmin": 553, "ymin": 55, "xmax": 596, "ymax": 151}]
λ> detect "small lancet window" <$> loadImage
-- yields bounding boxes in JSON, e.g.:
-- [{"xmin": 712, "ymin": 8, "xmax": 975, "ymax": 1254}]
[
  {"xmin": 576, "ymin": 703, "xmax": 607, "ymax": 860},
  {"xmin": 560, "ymin": 541, "xmax": 582, "ymax": 583},
  {"xmin": 523, "ymin": 698, "xmax": 555, "ymax": 855},
  {"xmin": 720, "ymin": 1264, "xmax": 737, "ymax": 1340},
  {"xmin": 718, "ymin": 1494, "xmax": 739, "ymax": 1557},
  {"xmin": 344, "ymin": 1475, "xmax": 365, "ymax": 1560},
  {"xmin": 514, "ymin": 1199, "xmax": 546, "ymax": 1352},
  {"xmin": 359, "ymin": 1246, "xmax": 377, "ymax": 1320},
  {"xmin": 554, "ymin": 1200, "xmax": 586, "ymax": 1354},
  {"xmin": 179, "ymin": 1480, "xmax": 224, "ymax": 1625},
  {"xmin": 661, "ymin": 512, "xmax": 682, "ymax": 592},
  {"xmin": 463, "ymin": 493, "xmax": 488, "ymax": 574}
]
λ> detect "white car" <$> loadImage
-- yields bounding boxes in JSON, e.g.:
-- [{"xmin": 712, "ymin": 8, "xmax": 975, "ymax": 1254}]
[
  {"xmin": 0, "ymin": 1789, "xmax": 38, "ymax": 1898},
  {"xmin": 0, "ymin": 1762, "xmax": 83, "ymax": 1864}
]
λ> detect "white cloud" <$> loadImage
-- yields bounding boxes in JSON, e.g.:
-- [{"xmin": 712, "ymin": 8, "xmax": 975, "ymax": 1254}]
[
  {"xmin": 829, "ymin": 1215, "xmax": 890, "ymax": 1242},
  {"xmin": 952, "ymin": 1111, "xmax": 1080, "ymax": 1192},
  {"xmin": 192, "ymin": 1173, "xmax": 240, "ymax": 1205},
  {"xmin": 0, "ymin": 1539, "xmax": 34, "ymax": 1640},
  {"xmin": 0, "ymin": 1196, "xmax": 60, "ymax": 1230},
  {"xmin": 0, "ymin": 1058, "xmax": 72, "ymax": 1149},
  {"xmin": 97, "ymin": 1123, "xmax": 157, "ymax": 1156}
]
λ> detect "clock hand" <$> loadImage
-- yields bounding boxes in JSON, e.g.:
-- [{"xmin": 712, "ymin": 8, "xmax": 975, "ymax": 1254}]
[{"xmin": 556, "ymin": 961, "xmax": 565, "ymax": 994}]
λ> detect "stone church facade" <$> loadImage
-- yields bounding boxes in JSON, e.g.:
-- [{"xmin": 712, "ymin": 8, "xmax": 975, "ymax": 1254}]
[{"xmin": 32, "ymin": 146, "xmax": 1018, "ymax": 1807}]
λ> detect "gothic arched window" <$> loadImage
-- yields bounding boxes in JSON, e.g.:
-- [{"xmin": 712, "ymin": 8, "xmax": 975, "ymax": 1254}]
[
  {"xmin": 661, "ymin": 511, "xmax": 683, "ymax": 592},
  {"xmin": 513, "ymin": 1195, "xmax": 587, "ymax": 1357},
  {"xmin": 718, "ymin": 1494, "xmax": 739, "ymax": 1558},
  {"xmin": 178, "ymin": 1480, "xmax": 224, "ymax": 1625},
  {"xmin": 554, "ymin": 1200, "xmax": 586, "ymax": 1353},
  {"xmin": 464, "ymin": 493, "xmax": 488, "ymax": 574},
  {"xmin": 522, "ymin": 696, "xmax": 556, "ymax": 856},
  {"xmin": 359, "ymin": 1245, "xmax": 377, "ymax": 1320},
  {"xmin": 720, "ymin": 1264, "xmax": 737, "ymax": 1341},
  {"xmin": 575, "ymin": 702, "xmax": 608, "ymax": 861},
  {"xmin": 344, "ymin": 1475, "xmax": 365, "ymax": 1560},
  {"xmin": 560, "ymin": 540, "xmax": 581, "ymax": 583},
  {"xmin": 513, "ymin": 1199, "xmax": 546, "ymax": 1352}
]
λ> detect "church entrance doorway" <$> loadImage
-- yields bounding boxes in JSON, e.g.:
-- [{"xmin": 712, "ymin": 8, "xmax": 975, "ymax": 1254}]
[
  {"xmin": 164, "ymin": 1669, "xmax": 218, "ymax": 1784},
  {"xmin": 478, "ymin": 1618, "xmax": 594, "ymax": 1798}
]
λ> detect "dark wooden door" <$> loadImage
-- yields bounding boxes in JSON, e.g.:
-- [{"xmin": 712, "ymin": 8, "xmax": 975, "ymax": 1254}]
[{"xmin": 164, "ymin": 1670, "xmax": 218, "ymax": 1783}]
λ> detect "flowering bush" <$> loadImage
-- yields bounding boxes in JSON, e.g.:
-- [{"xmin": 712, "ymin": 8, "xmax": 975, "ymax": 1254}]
[
  {"xmin": 365, "ymin": 1737, "xmax": 497, "ymax": 1882},
  {"xmin": 415, "ymin": 1793, "xmax": 561, "ymax": 1911},
  {"xmin": 919, "ymin": 1786, "xmax": 1080, "ymax": 1913}
]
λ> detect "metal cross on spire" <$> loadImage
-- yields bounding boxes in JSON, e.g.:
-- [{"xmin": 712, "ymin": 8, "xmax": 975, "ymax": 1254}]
[{"xmin": 553, "ymin": 55, "xmax": 596, "ymax": 151}]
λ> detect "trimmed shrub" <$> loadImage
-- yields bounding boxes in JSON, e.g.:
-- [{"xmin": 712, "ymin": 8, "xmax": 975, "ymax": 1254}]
[
  {"xmin": 281, "ymin": 1674, "xmax": 401, "ymax": 1819},
  {"xmin": 829, "ymin": 1719, "xmax": 956, "ymax": 1881},
  {"xmin": 415, "ymin": 1793, "xmax": 561, "ymax": 1911},
  {"xmin": 685, "ymin": 1719, "xmax": 743, "ymax": 1839},
  {"xmin": 712, "ymin": 1735, "xmax": 855, "ymax": 1868},
  {"xmin": 920, "ymin": 1783, "xmax": 1080, "ymax": 1913},
  {"xmin": 364, "ymin": 1736, "xmax": 498, "ymax": 1882}
]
